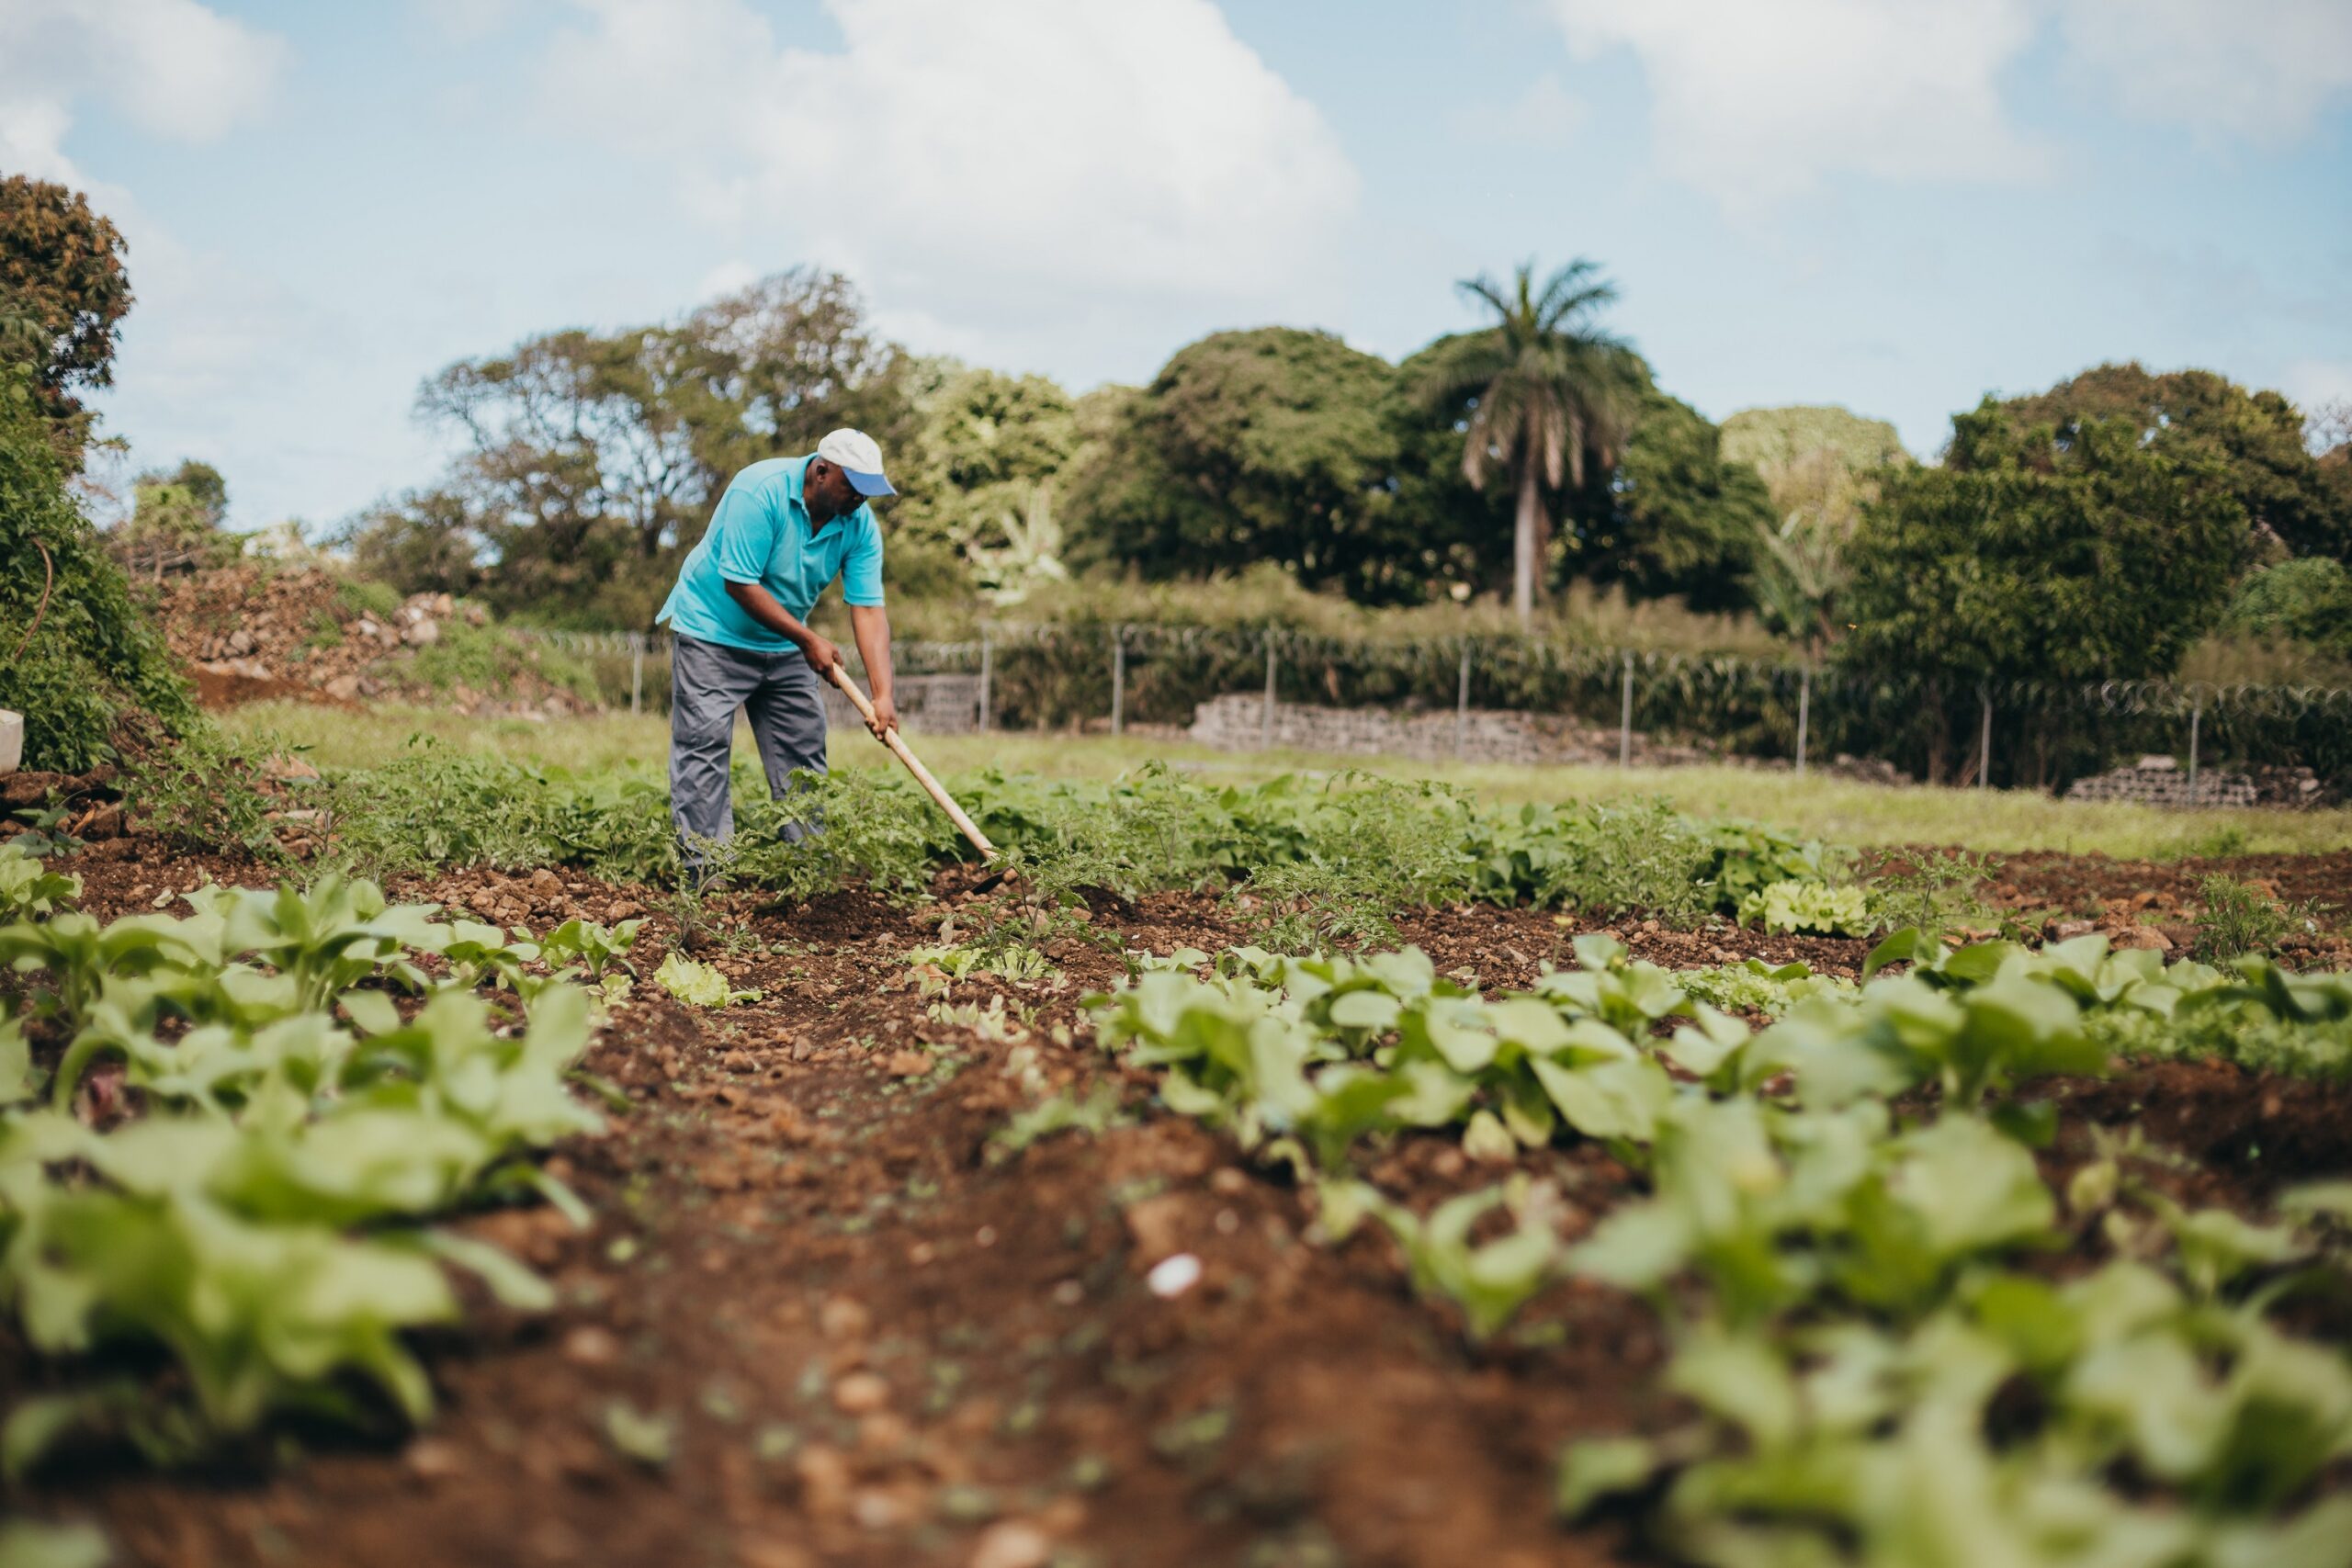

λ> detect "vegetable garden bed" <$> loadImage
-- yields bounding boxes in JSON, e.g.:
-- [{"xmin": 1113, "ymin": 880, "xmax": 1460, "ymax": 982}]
[{"xmin": 5, "ymin": 818, "xmax": 2350, "ymax": 1568}]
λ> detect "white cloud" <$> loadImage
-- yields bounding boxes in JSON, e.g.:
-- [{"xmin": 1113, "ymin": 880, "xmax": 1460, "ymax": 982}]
[
  {"xmin": 537, "ymin": 0, "xmax": 1360, "ymax": 312},
  {"xmin": 2058, "ymin": 0, "xmax": 2352, "ymax": 141},
  {"xmin": 1543, "ymin": 0, "xmax": 2044, "ymax": 210},
  {"xmin": 1542, "ymin": 0, "xmax": 2352, "ymax": 212},
  {"xmin": 0, "ymin": 2, "xmax": 301, "ymax": 520},
  {"xmin": 0, "ymin": 0, "xmax": 284, "ymax": 163}
]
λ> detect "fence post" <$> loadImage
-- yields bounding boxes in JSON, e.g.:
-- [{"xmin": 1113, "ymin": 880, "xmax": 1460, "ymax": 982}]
[
  {"xmin": 2188, "ymin": 699, "xmax": 2201, "ymax": 803},
  {"xmin": 1111, "ymin": 625, "xmax": 1125, "ymax": 738},
  {"xmin": 1978, "ymin": 685, "xmax": 1993, "ymax": 790},
  {"xmin": 1619, "ymin": 652, "xmax": 1634, "ymax": 770},
  {"xmin": 628, "ymin": 633, "xmax": 644, "ymax": 716},
  {"xmin": 1795, "ymin": 662, "xmax": 1811, "ymax": 777},
  {"xmin": 978, "ymin": 632, "xmax": 992, "ymax": 733},
  {"xmin": 1261, "ymin": 634, "xmax": 1278, "ymax": 750},
  {"xmin": 1454, "ymin": 642, "xmax": 1472, "ymax": 759}
]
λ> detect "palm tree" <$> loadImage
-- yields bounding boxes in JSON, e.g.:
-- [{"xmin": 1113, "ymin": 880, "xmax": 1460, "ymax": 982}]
[{"xmin": 1417, "ymin": 260, "xmax": 1642, "ymax": 628}]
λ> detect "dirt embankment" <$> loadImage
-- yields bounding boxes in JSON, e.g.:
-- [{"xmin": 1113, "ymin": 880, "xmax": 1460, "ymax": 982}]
[{"xmin": 143, "ymin": 563, "xmax": 595, "ymax": 716}]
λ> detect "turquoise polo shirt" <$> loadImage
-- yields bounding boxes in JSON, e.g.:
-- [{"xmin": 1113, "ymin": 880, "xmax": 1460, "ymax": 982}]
[{"xmin": 657, "ymin": 455, "xmax": 885, "ymax": 653}]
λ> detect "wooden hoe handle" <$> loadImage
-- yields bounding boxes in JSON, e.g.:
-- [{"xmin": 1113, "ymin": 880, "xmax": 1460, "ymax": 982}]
[{"xmin": 824, "ymin": 662, "xmax": 999, "ymax": 859}]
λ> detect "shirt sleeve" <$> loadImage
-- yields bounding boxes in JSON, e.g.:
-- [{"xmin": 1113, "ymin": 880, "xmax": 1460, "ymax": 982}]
[
  {"xmin": 841, "ymin": 512, "xmax": 886, "ymax": 606},
  {"xmin": 707, "ymin": 478, "xmax": 778, "ymax": 585}
]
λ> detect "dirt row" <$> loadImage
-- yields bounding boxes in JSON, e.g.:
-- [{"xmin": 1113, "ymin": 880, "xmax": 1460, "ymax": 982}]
[{"xmin": 7, "ymin": 844, "xmax": 2352, "ymax": 1568}]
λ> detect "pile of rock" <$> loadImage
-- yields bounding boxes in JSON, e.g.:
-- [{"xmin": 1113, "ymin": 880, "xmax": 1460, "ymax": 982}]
[
  {"xmin": 148, "ymin": 564, "xmax": 591, "ymax": 716},
  {"xmin": 2064, "ymin": 755, "xmax": 2258, "ymax": 809}
]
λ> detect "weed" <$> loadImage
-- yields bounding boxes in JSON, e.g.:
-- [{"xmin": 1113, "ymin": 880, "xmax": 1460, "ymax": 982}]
[
  {"xmin": 119, "ymin": 726, "xmax": 292, "ymax": 865},
  {"xmin": 1864, "ymin": 849, "xmax": 1993, "ymax": 939},
  {"xmin": 2190, "ymin": 874, "xmax": 2296, "ymax": 962}
]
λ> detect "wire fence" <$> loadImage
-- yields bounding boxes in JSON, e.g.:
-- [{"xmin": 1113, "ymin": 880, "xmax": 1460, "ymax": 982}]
[{"xmin": 508, "ymin": 624, "xmax": 2352, "ymax": 795}]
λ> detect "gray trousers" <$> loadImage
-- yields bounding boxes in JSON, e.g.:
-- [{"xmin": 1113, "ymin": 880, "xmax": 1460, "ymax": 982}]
[{"xmin": 669, "ymin": 633, "xmax": 828, "ymax": 865}]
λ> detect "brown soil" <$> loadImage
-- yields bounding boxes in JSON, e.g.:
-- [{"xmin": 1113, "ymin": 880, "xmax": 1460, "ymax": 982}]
[{"xmin": 8, "ymin": 843, "xmax": 2350, "ymax": 1568}]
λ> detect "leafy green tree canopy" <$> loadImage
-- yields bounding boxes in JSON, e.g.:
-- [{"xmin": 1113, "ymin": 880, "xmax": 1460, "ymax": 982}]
[
  {"xmin": 894, "ymin": 364, "xmax": 1080, "ymax": 599},
  {"xmin": 2222, "ymin": 557, "xmax": 2352, "ymax": 660},
  {"xmin": 1578, "ymin": 383, "xmax": 1774, "ymax": 612},
  {"xmin": 1065, "ymin": 327, "xmax": 1424, "ymax": 603},
  {"xmin": 1842, "ymin": 404, "xmax": 2243, "ymax": 689},
  {"xmin": 352, "ymin": 268, "xmax": 916, "ymax": 626},
  {"xmin": 1973, "ymin": 363, "xmax": 2348, "ymax": 561},
  {"xmin": 0, "ymin": 175, "xmax": 133, "ymax": 466},
  {"xmin": 1721, "ymin": 404, "xmax": 1909, "ymax": 649}
]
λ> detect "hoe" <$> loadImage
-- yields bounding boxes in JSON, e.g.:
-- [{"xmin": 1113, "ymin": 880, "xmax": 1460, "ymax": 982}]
[{"xmin": 823, "ymin": 662, "xmax": 1006, "ymax": 886}]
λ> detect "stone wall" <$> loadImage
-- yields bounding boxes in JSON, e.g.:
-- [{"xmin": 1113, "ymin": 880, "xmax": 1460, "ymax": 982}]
[
  {"xmin": 820, "ymin": 672, "xmax": 981, "ymax": 735},
  {"xmin": 2064, "ymin": 756, "xmax": 2257, "ymax": 809},
  {"xmin": 1183, "ymin": 693, "xmax": 1714, "ymax": 768}
]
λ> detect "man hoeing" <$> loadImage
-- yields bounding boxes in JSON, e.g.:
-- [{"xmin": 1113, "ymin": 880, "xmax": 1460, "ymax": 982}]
[{"xmin": 656, "ymin": 428, "xmax": 898, "ymax": 870}]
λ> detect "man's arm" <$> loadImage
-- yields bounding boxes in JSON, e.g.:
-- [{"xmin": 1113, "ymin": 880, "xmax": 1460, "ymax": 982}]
[
  {"xmin": 722, "ymin": 581, "xmax": 841, "ymax": 675},
  {"xmin": 848, "ymin": 603, "xmax": 898, "ymax": 738}
]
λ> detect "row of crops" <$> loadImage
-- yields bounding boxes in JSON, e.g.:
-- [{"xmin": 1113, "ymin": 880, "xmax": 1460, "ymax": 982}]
[
  {"xmin": 158, "ymin": 746, "xmax": 1873, "ymax": 943},
  {"xmin": 0, "ymin": 843, "xmax": 640, "ymax": 1481},
  {"xmin": 1088, "ymin": 932, "xmax": 2352, "ymax": 1564}
]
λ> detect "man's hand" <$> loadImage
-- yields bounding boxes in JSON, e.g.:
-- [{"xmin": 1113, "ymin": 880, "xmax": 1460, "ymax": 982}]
[
  {"xmin": 796, "ymin": 632, "xmax": 842, "ymax": 676},
  {"xmin": 866, "ymin": 691, "xmax": 899, "ymax": 739}
]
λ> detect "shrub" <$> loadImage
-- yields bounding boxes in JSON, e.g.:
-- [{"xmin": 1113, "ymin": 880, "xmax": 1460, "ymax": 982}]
[{"xmin": 0, "ymin": 367, "xmax": 197, "ymax": 771}]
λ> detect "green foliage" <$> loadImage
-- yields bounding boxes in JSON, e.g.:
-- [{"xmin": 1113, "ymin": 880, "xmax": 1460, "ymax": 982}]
[
  {"xmin": 118, "ymin": 726, "xmax": 291, "ymax": 863},
  {"xmin": 895, "ymin": 365, "xmax": 1079, "ymax": 600},
  {"xmin": 2191, "ymin": 874, "xmax": 2296, "ymax": 963},
  {"xmin": 1722, "ymin": 404, "xmax": 1910, "ymax": 649},
  {"xmin": 1738, "ymin": 878, "xmax": 1869, "ymax": 936},
  {"xmin": 352, "ymin": 267, "xmax": 913, "ymax": 625},
  {"xmin": 1849, "ymin": 408, "xmax": 2244, "ymax": 687},
  {"xmin": 401, "ymin": 618, "xmax": 600, "ymax": 706},
  {"xmin": 0, "ymin": 878, "xmax": 599, "ymax": 1468},
  {"xmin": 1469, "ymin": 798, "xmax": 1702, "ymax": 919},
  {"xmin": 2222, "ymin": 558, "xmax": 2352, "ymax": 658},
  {"xmin": 1864, "ymin": 850, "xmax": 1992, "ymax": 941},
  {"xmin": 1410, "ymin": 260, "xmax": 1645, "ymax": 623},
  {"xmin": 651, "ymin": 952, "xmax": 760, "ymax": 1009},
  {"xmin": 0, "ymin": 175, "xmax": 133, "ymax": 464},
  {"xmin": 1579, "ymin": 385, "xmax": 1775, "ymax": 613},
  {"xmin": 0, "ymin": 365, "xmax": 198, "ymax": 772},
  {"xmin": 1839, "ymin": 408, "xmax": 2245, "ymax": 780},
  {"xmin": 1989, "ymin": 361, "xmax": 2352, "ymax": 563},
  {"xmin": 0, "ymin": 844, "xmax": 78, "ymax": 920},
  {"xmin": 1064, "ymin": 328, "xmax": 1417, "ymax": 603}
]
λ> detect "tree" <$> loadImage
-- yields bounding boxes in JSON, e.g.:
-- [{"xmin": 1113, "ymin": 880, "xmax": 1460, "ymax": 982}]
[
  {"xmin": 0, "ymin": 175, "xmax": 134, "ymax": 466},
  {"xmin": 1721, "ymin": 404, "xmax": 1909, "ymax": 650},
  {"xmin": 1838, "ymin": 404, "xmax": 2243, "ymax": 781},
  {"xmin": 1979, "ymin": 363, "xmax": 2349, "ymax": 562},
  {"xmin": 2222, "ymin": 557, "xmax": 2352, "ymax": 660},
  {"xmin": 895, "ymin": 365, "xmax": 1080, "ymax": 597},
  {"xmin": 376, "ymin": 268, "xmax": 918, "ymax": 626},
  {"xmin": 1410, "ymin": 260, "xmax": 1644, "ymax": 628},
  {"xmin": 118, "ymin": 462, "xmax": 237, "ymax": 579},
  {"xmin": 1576, "ymin": 384, "xmax": 1774, "ymax": 612},
  {"xmin": 1063, "ymin": 328, "xmax": 1420, "ymax": 602}
]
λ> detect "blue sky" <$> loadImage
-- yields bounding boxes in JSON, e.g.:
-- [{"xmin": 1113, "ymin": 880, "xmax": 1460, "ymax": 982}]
[{"xmin": 6, "ymin": 0, "xmax": 2347, "ymax": 534}]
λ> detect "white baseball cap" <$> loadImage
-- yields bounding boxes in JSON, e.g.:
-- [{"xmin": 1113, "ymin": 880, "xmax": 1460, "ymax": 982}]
[{"xmin": 816, "ymin": 428, "xmax": 895, "ymax": 497}]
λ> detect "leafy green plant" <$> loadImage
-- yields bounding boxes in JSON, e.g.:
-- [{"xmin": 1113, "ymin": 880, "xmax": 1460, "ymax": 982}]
[
  {"xmin": 2191, "ymin": 874, "xmax": 2295, "ymax": 963},
  {"xmin": 1864, "ymin": 849, "xmax": 1993, "ymax": 940},
  {"xmin": 652, "ymin": 952, "xmax": 760, "ymax": 1009},
  {"xmin": 1320, "ymin": 1177, "xmax": 1569, "ymax": 1341},
  {"xmin": 1738, "ymin": 878, "xmax": 1869, "ymax": 935},
  {"xmin": 0, "ymin": 843, "xmax": 77, "ymax": 919},
  {"xmin": 537, "ymin": 916, "xmax": 643, "ymax": 981},
  {"xmin": 0, "ymin": 880, "xmax": 601, "ymax": 1472}
]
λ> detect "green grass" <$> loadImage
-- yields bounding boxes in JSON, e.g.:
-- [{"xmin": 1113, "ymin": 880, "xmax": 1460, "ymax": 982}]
[{"xmin": 217, "ymin": 703, "xmax": 2352, "ymax": 861}]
